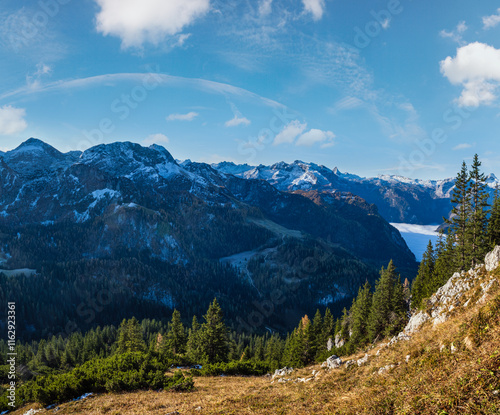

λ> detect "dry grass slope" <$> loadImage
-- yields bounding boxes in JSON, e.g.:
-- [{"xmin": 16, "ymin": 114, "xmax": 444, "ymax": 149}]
[{"xmin": 13, "ymin": 269, "xmax": 500, "ymax": 415}]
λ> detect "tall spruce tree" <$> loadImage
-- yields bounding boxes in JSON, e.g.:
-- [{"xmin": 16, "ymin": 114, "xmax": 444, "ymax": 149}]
[
  {"xmin": 468, "ymin": 154, "xmax": 490, "ymax": 266},
  {"xmin": 447, "ymin": 161, "xmax": 471, "ymax": 270},
  {"xmin": 433, "ymin": 231, "xmax": 456, "ymax": 287},
  {"xmin": 367, "ymin": 261, "xmax": 407, "ymax": 342},
  {"xmin": 320, "ymin": 308, "xmax": 335, "ymax": 354},
  {"xmin": 117, "ymin": 317, "xmax": 145, "ymax": 354},
  {"xmin": 265, "ymin": 334, "xmax": 283, "ymax": 370},
  {"xmin": 487, "ymin": 186, "xmax": 500, "ymax": 247},
  {"xmin": 165, "ymin": 309, "xmax": 187, "ymax": 355},
  {"xmin": 349, "ymin": 281, "xmax": 372, "ymax": 347},
  {"xmin": 186, "ymin": 315, "xmax": 202, "ymax": 362},
  {"xmin": 411, "ymin": 241, "xmax": 435, "ymax": 309},
  {"xmin": 199, "ymin": 298, "xmax": 229, "ymax": 364},
  {"xmin": 311, "ymin": 310, "xmax": 323, "ymax": 358}
]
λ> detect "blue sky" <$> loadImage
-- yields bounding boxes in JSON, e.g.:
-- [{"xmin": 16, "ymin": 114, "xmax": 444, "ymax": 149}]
[{"xmin": 1, "ymin": 0, "xmax": 500, "ymax": 179}]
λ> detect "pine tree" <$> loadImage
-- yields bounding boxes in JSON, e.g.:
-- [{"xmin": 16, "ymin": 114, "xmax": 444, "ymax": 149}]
[
  {"xmin": 186, "ymin": 315, "xmax": 202, "ymax": 363},
  {"xmin": 339, "ymin": 307, "xmax": 350, "ymax": 341},
  {"xmin": 283, "ymin": 327, "xmax": 306, "ymax": 368},
  {"xmin": 433, "ymin": 231, "xmax": 456, "ymax": 287},
  {"xmin": 165, "ymin": 309, "xmax": 187, "ymax": 355},
  {"xmin": 199, "ymin": 298, "xmax": 229, "ymax": 364},
  {"xmin": 447, "ymin": 161, "xmax": 471, "ymax": 270},
  {"xmin": 487, "ymin": 186, "xmax": 500, "ymax": 247},
  {"xmin": 367, "ymin": 261, "xmax": 407, "ymax": 342},
  {"xmin": 319, "ymin": 308, "xmax": 335, "ymax": 354},
  {"xmin": 349, "ymin": 281, "xmax": 372, "ymax": 347},
  {"xmin": 302, "ymin": 315, "xmax": 315, "ymax": 364},
  {"xmin": 117, "ymin": 317, "xmax": 145, "ymax": 354},
  {"xmin": 253, "ymin": 336, "xmax": 265, "ymax": 362},
  {"xmin": 265, "ymin": 334, "xmax": 283, "ymax": 370},
  {"xmin": 311, "ymin": 310, "xmax": 323, "ymax": 358},
  {"xmin": 411, "ymin": 241, "xmax": 435, "ymax": 309},
  {"xmin": 468, "ymin": 154, "xmax": 490, "ymax": 266}
]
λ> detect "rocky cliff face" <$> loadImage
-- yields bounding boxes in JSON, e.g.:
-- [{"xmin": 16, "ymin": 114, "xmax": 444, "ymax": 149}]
[{"xmin": 393, "ymin": 245, "xmax": 500, "ymax": 343}]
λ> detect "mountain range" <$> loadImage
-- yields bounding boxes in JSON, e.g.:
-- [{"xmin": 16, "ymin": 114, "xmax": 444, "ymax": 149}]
[
  {"xmin": 0, "ymin": 137, "xmax": 473, "ymax": 337},
  {"xmin": 212, "ymin": 160, "xmax": 499, "ymax": 225}
]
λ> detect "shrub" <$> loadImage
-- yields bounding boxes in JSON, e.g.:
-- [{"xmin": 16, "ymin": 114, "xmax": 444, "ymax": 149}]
[{"xmin": 9, "ymin": 352, "xmax": 193, "ymax": 407}]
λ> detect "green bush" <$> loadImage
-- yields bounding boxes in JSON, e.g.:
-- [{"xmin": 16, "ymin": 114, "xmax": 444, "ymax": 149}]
[{"xmin": 6, "ymin": 352, "xmax": 193, "ymax": 407}]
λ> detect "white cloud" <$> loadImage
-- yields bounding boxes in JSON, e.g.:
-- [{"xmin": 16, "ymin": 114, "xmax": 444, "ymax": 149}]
[
  {"xmin": 296, "ymin": 129, "xmax": 335, "ymax": 147},
  {"xmin": 26, "ymin": 63, "xmax": 52, "ymax": 89},
  {"xmin": 453, "ymin": 143, "xmax": 472, "ymax": 151},
  {"xmin": 440, "ymin": 21, "xmax": 467, "ymax": 45},
  {"xmin": 381, "ymin": 18, "xmax": 391, "ymax": 30},
  {"xmin": 440, "ymin": 42, "xmax": 500, "ymax": 107},
  {"xmin": 0, "ymin": 105, "xmax": 27, "ymax": 135},
  {"xmin": 483, "ymin": 8, "xmax": 500, "ymax": 29},
  {"xmin": 225, "ymin": 103, "xmax": 251, "ymax": 127},
  {"xmin": 273, "ymin": 120, "xmax": 307, "ymax": 145},
  {"xmin": 176, "ymin": 33, "xmax": 192, "ymax": 46},
  {"xmin": 302, "ymin": 0, "xmax": 325, "ymax": 21},
  {"xmin": 225, "ymin": 115, "xmax": 251, "ymax": 127},
  {"xmin": 142, "ymin": 133, "xmax": 169, "ymax": 146},
  {"xmin": 94, "ymin": 0, "xmax": 210, "ymax": 49},
  {"xmin": 258, "ymin": 0, "xmax": 273, "ymax": 16},
  {"xmin": 166, "ymin": 111, "xmax": 199, "ymax": 121}
]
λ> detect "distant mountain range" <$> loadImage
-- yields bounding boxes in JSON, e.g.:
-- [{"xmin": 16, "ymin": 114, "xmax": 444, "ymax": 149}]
[{"xmin": 212, "ymin": 161, "xmax": 499, "ymax": 225}]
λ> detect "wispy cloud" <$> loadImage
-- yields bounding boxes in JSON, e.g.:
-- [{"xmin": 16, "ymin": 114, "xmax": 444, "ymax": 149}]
[
  {"xmin": 0, "ymin": 7, "xmax": 67, "ymax": 61},
  {"xmin": 0, "ymin": 72, "xmax": 285, "ymax": 110},
  {"xmin": 26, "ymin": 63, "xmax": 52, "ymax": 89},
  {"xmin": 166, "ymin": 111, "xmax": 199, "ymax": 121},
  {"xmin": 329, "ymin": 96, "xmax": 365, "ymax": 113},
  {"xmin": 225, "ymin": 103, "xmax": 251, "ymax": 127},
  {"xmin": 142, "ymin": 133, "xmax": 169, "ymax": 146},
  {"xmin": 225, "ymin": 115, "xmax": 251, "ymax": 127},
  {"xmin": 440, "ymin": 21, "xmax": 467, "ymax": 45},
  {"xmin": 453, "ymin": 143, "xmax": 473, "ymax": 151},
  {"xmin": 258, "ymin": 0, "xmax": 273, "ymax": 17},
  {"xmin": 483, "ymin": 8, "xmax": 500, "ymax": 30}
]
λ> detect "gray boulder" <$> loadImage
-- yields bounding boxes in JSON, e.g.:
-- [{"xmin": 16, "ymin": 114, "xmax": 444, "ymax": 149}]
[
  {"xmin": 322, "ymin": 355, "xmax": 342, "ymax": 369},
  {"xmin": 485, "ymin": 246, "xmax": 500, "ymax": 272}
]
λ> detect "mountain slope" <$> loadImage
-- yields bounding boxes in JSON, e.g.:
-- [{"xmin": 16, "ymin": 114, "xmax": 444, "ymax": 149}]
[
  {"xmin": 10, "ymin": 247, "xmax": 500, "ymax": 415},
  {"xmin": 0, "ymin": 139, "xmax": 417, "ymax": 337}
]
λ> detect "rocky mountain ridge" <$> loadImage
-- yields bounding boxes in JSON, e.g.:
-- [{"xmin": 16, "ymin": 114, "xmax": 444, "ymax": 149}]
[{"xmin": 213, "ymin": 160, "xmax": 499, "ymax": 224}]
